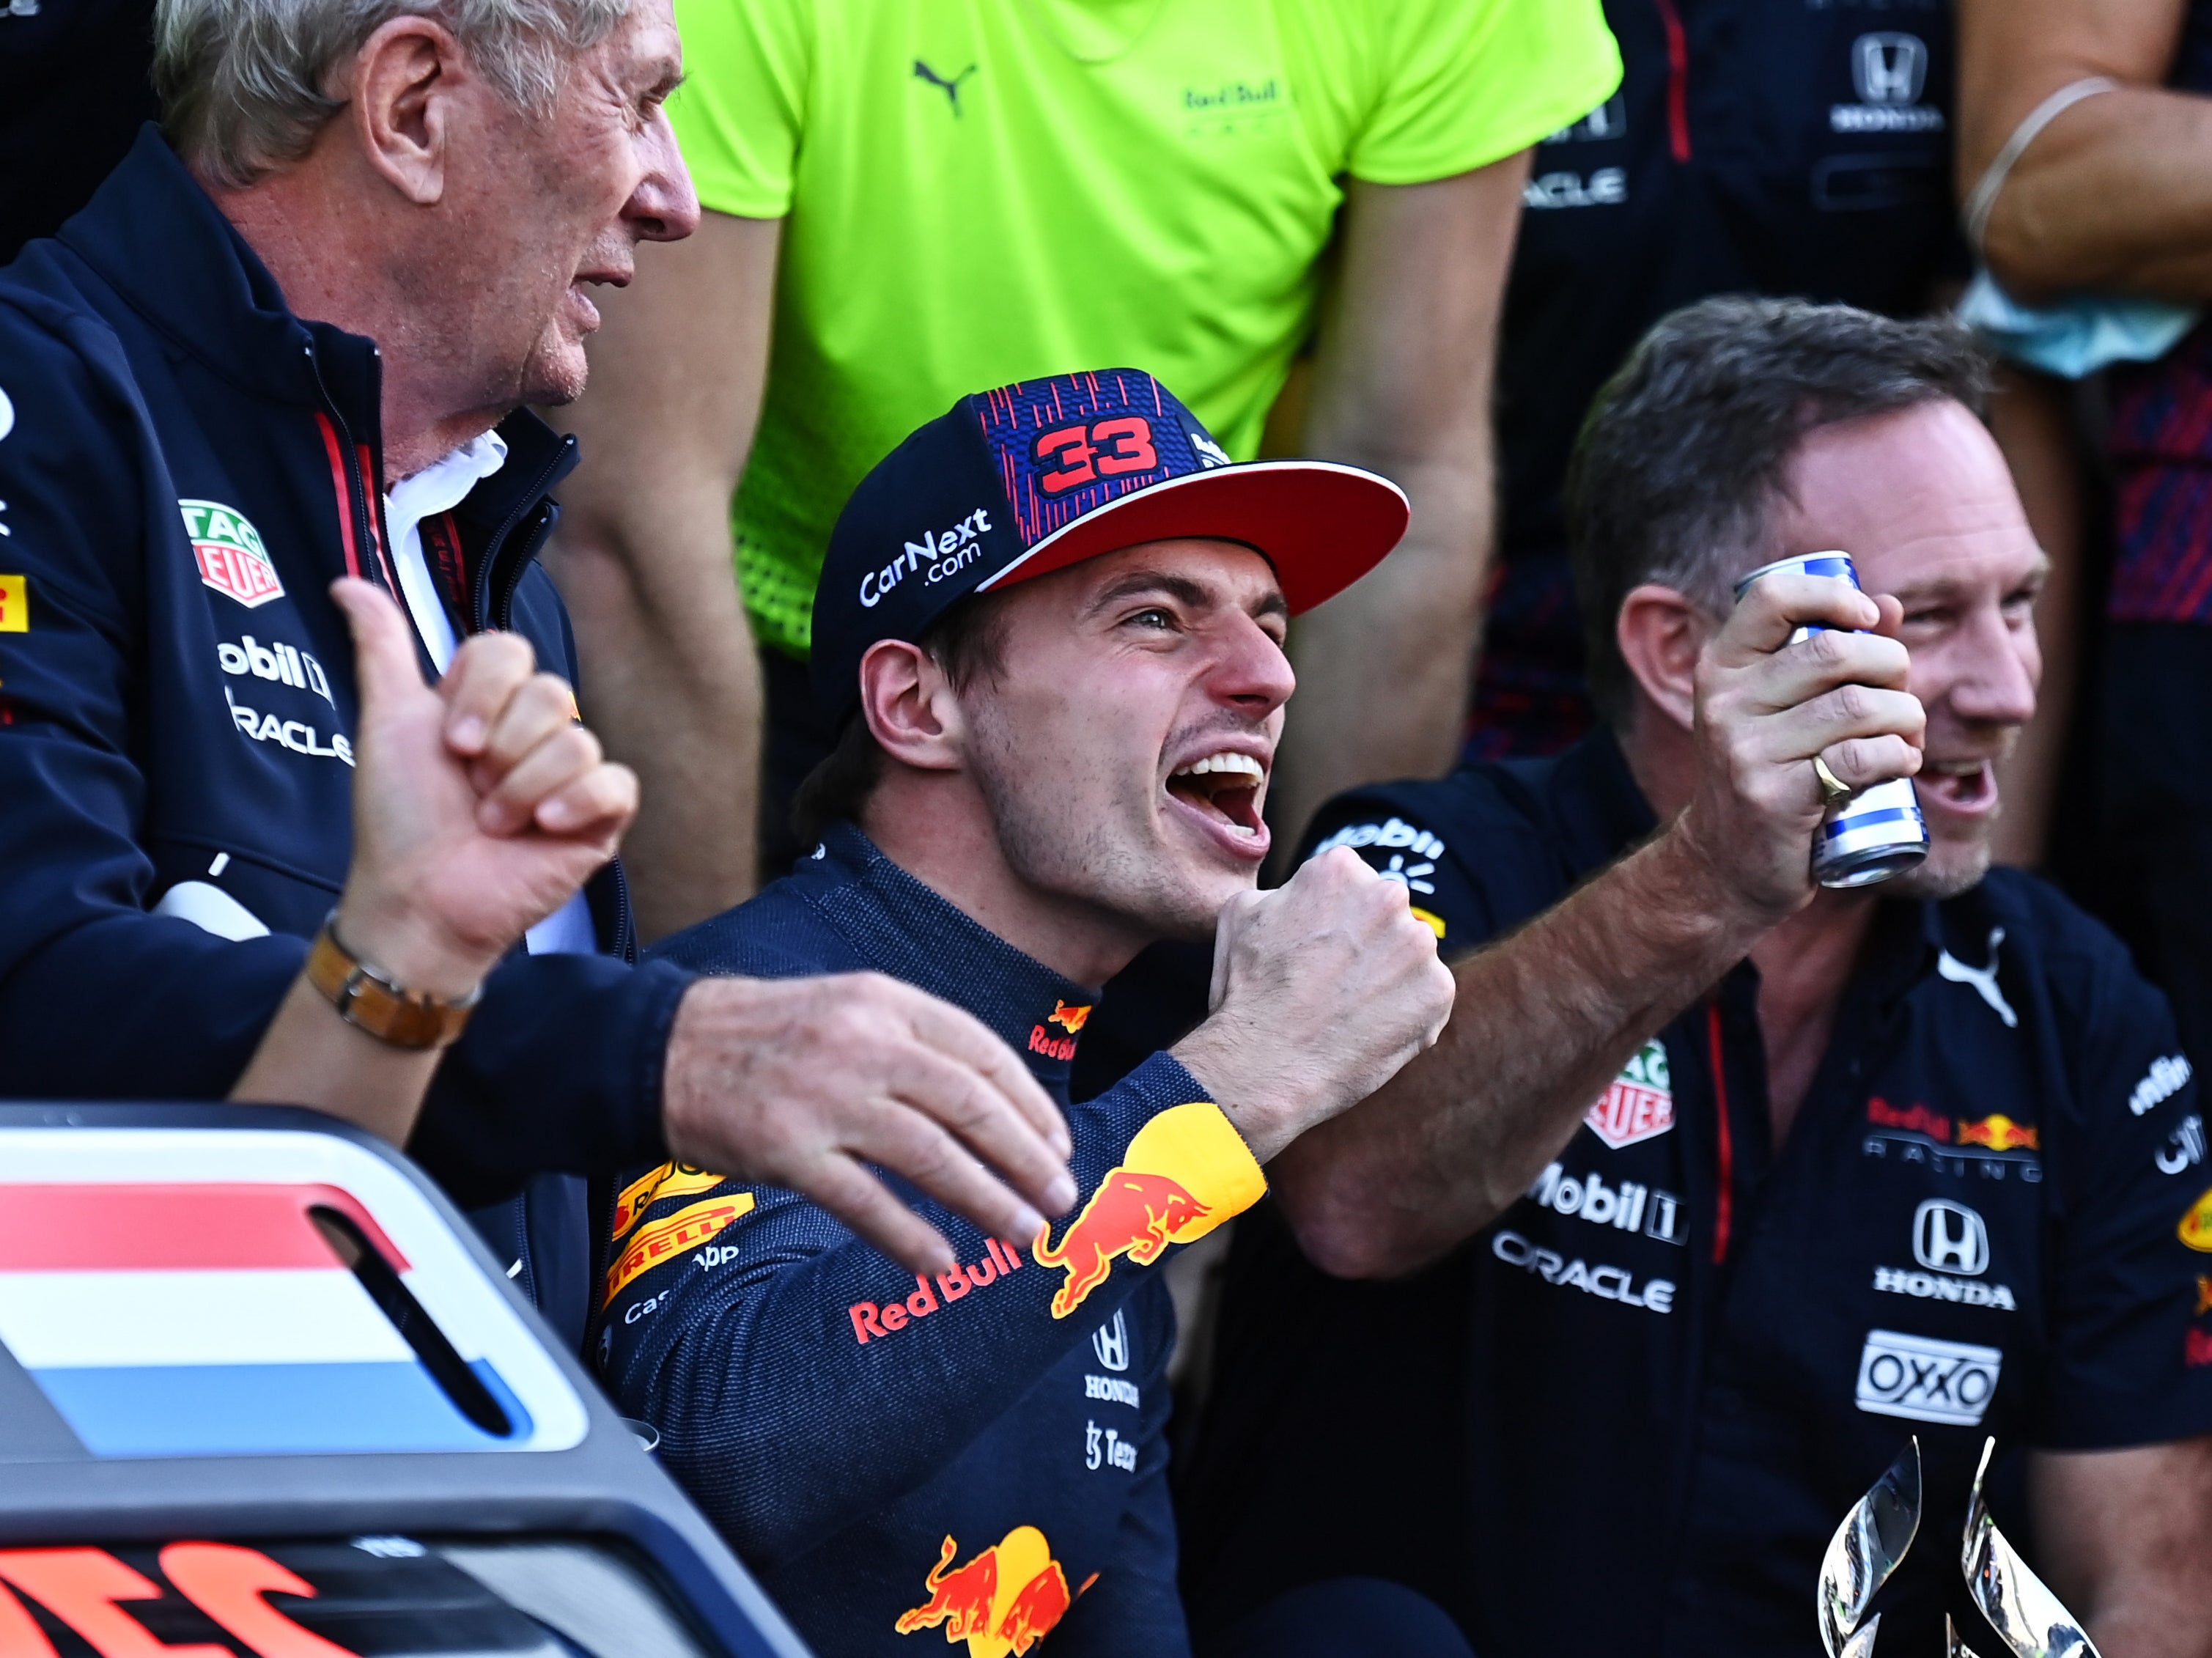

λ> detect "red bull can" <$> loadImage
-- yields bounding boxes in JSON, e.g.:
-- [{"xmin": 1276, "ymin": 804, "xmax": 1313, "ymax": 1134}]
[{"xmin": 1733, "ymin": 550, "xmax": 1928, "ymax": 889}]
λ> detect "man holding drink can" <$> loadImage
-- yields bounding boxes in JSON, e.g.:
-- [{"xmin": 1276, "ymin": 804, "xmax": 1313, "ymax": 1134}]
[{"xmin": 1180, "ymin": 297, "xmax": 2212, "ymax": 1658}]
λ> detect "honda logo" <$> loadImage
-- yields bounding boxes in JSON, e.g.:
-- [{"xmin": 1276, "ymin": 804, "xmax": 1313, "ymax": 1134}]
[
  {"xmin": 1912, "ymin": 1199, "xmax": 1988, "ymax": 1276},
  {"xmin": 1092, "ymin": 1309, "xmax": 1129, "ymax": 1372},
  {"xmin": 1853, "ymin": 33, "xmax": 1928, "ymax": 106}
]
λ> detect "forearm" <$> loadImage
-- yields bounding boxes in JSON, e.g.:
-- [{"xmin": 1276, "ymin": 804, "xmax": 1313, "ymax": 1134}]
[
  {"xmin": 1273, "ymin": 825, "xmax": 1766, "ymax": 1278},
  {"xmin": 1984, "ymin": 92, "xmax": 2212, "ymax": 302},
  {"xmin": 1958, "ymin": 0, "xmax": 2212, "ymax": 302},
  {"xmin": 2031, "ymin": 1440, "xmax": 2212, "ymax": 1658},
  {"xmin": 544, "ymin": 514, "xmax": 761, "ymax": 940},
  {"xmin": 228, "ymin": 973, "xmax": 443, "ymax": 1142},
  {"xmin": 1275, "ymin": 449, "xmax": 1492, "ymax": 849}
]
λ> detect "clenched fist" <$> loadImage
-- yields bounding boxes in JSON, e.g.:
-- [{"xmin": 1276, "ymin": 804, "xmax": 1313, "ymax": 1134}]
[{"xmin": 1173, "ymin": 846, "xmax": 1456, "ymax": 1164}]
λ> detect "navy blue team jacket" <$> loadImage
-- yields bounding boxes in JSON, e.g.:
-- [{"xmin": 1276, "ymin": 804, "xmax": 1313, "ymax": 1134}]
[
  {"xmin": 0, "ymin": 128, "xmax": 692, "ymax": 1334},
  {"xmin": 605, "ymin": 822, "xmax": 1269, "ymax": 1657},
  {"xmin": 1182, "ymin": 731, "xmax": 2212, "ymax": 1658}
]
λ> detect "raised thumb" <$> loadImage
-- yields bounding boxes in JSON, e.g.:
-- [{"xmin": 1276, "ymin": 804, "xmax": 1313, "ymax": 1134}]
[{"xmin": 329, "ymin": 577, "xmax": 427, "ymax": 721}]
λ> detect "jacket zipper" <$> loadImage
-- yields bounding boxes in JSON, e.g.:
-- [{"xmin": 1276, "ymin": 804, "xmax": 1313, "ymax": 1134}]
[
  {"xmin": 473, "ymin": 442, "xmax": 573, "ymax": 633},
  {"xmin": 306, "ymin": 345, "xmax": 397, "ymax": 596},
  {"xmin": 1653, "ymin": 0, "xmax": 1692, "ymax": 163}
]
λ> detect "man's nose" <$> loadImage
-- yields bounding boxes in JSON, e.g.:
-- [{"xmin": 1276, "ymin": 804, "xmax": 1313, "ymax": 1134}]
[
  {"xmin": 1209, "ymin": 614, "xmax": 1297, "ymax": 716},
  {"xmin": 626, "ymin": 112, "xmax": 702, "ymax": 243},
  {"xmin": 1936, "ymin": 604, "xmax": 2040, "ymax": 730}
]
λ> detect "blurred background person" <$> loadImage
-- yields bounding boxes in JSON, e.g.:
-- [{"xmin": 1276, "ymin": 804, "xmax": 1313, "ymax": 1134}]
[
  {"xmin": 543, "ymin": 0, "xmax": 1622, "ymax": 939},
  {"xmin": 1958, "ymin": 0, "xmax": 2212, "ymax": 1070}
]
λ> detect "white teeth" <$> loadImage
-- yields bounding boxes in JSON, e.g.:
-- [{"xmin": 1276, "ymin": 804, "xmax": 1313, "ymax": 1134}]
[{"xmin": 1173, "ymin": 751, "xmax": 1264, "ymax": 780}]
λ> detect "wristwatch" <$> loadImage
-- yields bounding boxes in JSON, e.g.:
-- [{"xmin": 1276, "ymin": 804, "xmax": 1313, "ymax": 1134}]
[{"xmin": 306, "ymin": 913, "xmax": 482, "ymax": 1050}]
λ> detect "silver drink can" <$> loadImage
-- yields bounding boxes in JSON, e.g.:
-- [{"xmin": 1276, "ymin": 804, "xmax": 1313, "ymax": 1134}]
[{"xmin": 1732, "ymin": 550, "xmax": 1928, "ymax": 889}]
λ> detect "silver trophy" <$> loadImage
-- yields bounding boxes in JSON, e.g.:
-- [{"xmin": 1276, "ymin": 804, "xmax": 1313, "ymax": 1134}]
[
  {"xmin": 1821, "ymin": 1438, "xmax": 1923, "ymax": 1658},
  {"xmin": 1819, "ymin": 1437, "xmax": 2101, "ymax": 1658},
  {"xmin": 1960, "ymin": 1438, "xmax": 2101, "ymax": 1658}
]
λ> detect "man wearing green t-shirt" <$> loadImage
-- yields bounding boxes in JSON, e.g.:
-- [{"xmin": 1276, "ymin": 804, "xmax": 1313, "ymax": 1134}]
[{"xmin": 548, "ymin": 0, "xmax": 1621, "ymax": 936}]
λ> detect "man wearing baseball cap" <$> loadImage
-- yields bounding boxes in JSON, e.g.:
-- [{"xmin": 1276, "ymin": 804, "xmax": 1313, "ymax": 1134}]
[{"xmin": 596, "ymin": 369, "xmax": 1463, "ymax": 1656}]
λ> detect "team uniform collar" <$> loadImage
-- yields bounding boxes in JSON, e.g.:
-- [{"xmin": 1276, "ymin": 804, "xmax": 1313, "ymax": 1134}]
[{"xmin": 811, "ymin": 822, "xmax": 1103, "ymax": 1083}]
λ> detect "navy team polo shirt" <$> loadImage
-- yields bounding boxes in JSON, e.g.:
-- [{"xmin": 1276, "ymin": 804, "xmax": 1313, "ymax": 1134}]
[{"xmin": 1180, "ymin": 731, "xmax": 2212, "ymax": 1658}]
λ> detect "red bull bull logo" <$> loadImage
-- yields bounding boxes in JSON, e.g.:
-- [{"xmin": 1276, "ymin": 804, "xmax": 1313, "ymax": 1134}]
[
  {"xmin": 2189, "ymin": 1328, "xmax": 2212, "ymax": 1368},
  {"xmin": 1956, "ymin": 1114, "xmax": 2039, "ymax": 1153},
  {"xmin": 1047, "ymin": 1002, "xmax": 1090, "ymax": 1034},
  {"xmin": 1031, "ymin": 1102, "xmax": 1266, "ymax": 1319},
  {"xmin": 894, "ymin": 1528, "xmax": 1071, "ymax": 1656}
]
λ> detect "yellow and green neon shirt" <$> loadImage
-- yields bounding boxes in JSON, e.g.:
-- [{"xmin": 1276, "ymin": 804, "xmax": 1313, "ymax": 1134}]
[{"xmin": 671, "ymin": 0, "xmax": 1621, "ymax": 658}]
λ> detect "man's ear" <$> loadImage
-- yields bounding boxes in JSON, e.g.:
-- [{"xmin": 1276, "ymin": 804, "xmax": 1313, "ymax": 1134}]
[
  {"xmin": 858, "ymin": 640, "xmax": 967, "ymax": 774},
  {"xmin": 345, "ymin": 16, "xmax": 463, "ymax": 206},
  {"xmin": 1615, "ymin": 583, "xmax": 1714, "ymax": 734}
]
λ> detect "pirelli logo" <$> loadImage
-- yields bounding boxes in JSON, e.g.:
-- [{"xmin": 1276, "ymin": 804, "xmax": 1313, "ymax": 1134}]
[
  {"xmin": 602, "ymin": 1193, "xmax": 756, "ymax": 1305},
  {"xmin": 610, "ymin": 1160, "xmax": 727, "ymax": 1242}
]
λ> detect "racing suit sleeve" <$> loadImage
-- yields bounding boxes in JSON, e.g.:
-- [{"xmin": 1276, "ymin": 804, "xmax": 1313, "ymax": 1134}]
[
  {"xmin": 2035, "ymin": 930, "xmax": 2212, "ymax": 1449},
  {"xmin": 597, "ymin": 1051, "xmax": 1266, "ymax": 1564}
]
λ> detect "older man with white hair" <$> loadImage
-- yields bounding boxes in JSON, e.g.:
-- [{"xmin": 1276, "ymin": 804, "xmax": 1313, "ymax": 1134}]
[{"xmin": 0, "ymin": 0, "xmax": 1077, "ymax": 1346}]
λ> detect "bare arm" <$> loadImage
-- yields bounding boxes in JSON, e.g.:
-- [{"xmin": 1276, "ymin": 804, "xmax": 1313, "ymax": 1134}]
[
  {"xmin": 1275, "ymin": 577, "xmax": 1926, "ymax": 1278},
  {"xmin": 1272, "ymin": 156, "xmax": 1527, "ymax": 850},
  {"xmin": 541, "ymin": 211, "xmax": 783, "ymax": 940},
  {"xmin": 2029, "ymin": 1437, "xmax": 2212, "ymax": 1658},
  {"xmin": 1987, "ymin": 363, "xmax": 2087, "ymax": 870},
  {"xmin": 1958, "ymin": 0, "xmax": 2212, "ymax": 303}
]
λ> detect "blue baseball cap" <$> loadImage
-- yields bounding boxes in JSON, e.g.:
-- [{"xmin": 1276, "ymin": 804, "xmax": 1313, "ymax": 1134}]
[{"xmin": 811, "ymin": 368, "xmax": 1409, "ymax": 723}]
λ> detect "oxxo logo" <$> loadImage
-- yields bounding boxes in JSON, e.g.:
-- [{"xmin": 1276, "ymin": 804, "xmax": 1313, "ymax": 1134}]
[
  {"xmin": 1855, "ymin": 1328, "xmax": 2002, "ymax": 1426},
  {"xmin": 858, "ymin": 506, "xmax": 993, "ymax": 608},
  {"xmin": 1914, "ymin": 1198, "xmax": 1988, "ymax": 1275}
]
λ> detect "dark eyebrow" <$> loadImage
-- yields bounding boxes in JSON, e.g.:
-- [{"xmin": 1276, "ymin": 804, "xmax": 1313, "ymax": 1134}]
[
  {"xmin": 1086, "ymin": 570, "xmax": 1211, "ymax": 614},
  {"xmin": 1084, "ymin": 567, "xmax": 1289, "ymax": 624}
]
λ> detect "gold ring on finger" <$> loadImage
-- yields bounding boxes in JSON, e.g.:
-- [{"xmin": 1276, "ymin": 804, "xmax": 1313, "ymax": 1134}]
[{"xmin": 1812, "ymin": 754, "xmax": 1853, "ymax": 806}]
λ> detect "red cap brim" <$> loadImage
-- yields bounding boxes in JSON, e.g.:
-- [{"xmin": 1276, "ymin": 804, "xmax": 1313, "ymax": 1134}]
[{"xmin": 974, "ymin": 460, "xmax": 1410, "ymax": 614}]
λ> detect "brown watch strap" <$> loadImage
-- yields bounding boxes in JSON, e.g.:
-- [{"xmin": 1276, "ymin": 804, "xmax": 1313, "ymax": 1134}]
[{"xmin": 306, "ymin": 917, "xmax": 481, "ymax": 1050}]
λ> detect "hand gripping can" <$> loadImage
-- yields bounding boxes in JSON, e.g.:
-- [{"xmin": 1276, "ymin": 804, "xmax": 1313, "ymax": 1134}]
[{"xmin": 1732, "ymin": 550, "xmax": 1928, "ymax": 889}]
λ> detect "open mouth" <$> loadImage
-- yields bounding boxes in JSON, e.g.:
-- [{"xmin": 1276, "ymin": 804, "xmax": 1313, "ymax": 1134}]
[
  {"xmin": 1166, "ymin": 750, "xmax": 1268, "ymax": 844},
  {"xmin": 1919, "ymin": 757, "xmax": 1999, "ymax": 816}
]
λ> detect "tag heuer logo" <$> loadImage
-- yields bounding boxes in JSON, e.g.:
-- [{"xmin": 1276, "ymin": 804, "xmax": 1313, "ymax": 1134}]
[
  {"xmin": 1587, "ymin": 1039, "xmax": 1674, "ymax": 1149},
  {"xmin": 180, "ymin": 499, "xmax": 283, "ymax": 608}
]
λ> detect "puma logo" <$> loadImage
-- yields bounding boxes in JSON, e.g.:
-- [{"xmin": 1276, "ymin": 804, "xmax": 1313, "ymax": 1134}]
[
  {"xmin": 914, "ymin": 59, "xmax": 978, "ymax": 117},
  {"xmin": 1938, "ymin": 926, "xmax": 2017, "ymax": 1028}
]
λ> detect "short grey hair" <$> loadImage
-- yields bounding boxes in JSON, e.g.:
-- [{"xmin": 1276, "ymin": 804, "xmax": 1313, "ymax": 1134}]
[
  {"xmin": 155, "ymin": 0, "xmax": 633, "ymax": 188},
  {"xmin": 1566, "ymin": 295, "xmax": 1992, "ymax": 729}
]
